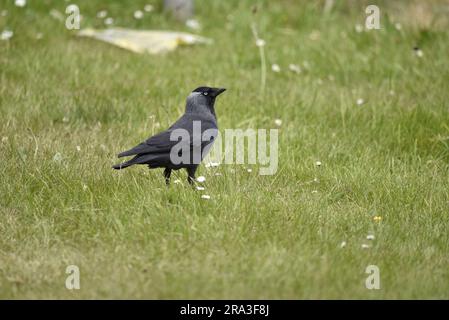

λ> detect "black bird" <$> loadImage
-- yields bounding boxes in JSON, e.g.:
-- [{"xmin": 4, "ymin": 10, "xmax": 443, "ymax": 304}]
[{"xmin": 113, "ymin": 86, "xmax": 226, "ymax": 185}]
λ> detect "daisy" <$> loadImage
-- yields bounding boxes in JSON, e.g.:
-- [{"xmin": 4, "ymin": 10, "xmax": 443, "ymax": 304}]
[
  {"xmin": 271, "ymin": 64, "xmax": 281, "ymax": 73},
  {"xmin": 104, "ymin": 17, "xmax": 114, "ymax": 26},
  {"xmin": 134, "ymin": 10, "xmax": 144, "ymax": 19},
  {"xmin": 186, "ymin": 19, "xmax": 201, "ymax": 31},
  {"xmin": 97, "ymin": 10, "xmax": 107, "ymax": 19},
  {"xmin": 15, "ymin": 0, "xmax": 26, "ymax": 8},
  {"xmin": 255, "ymin": 39, "xmax": 265, "ymax": 47},
  {"xmin": 288, "ymin": 64, "xmax": 301, "ymax": 74},
  {"xmin": 196, "ymin": 176, "xmax": 206, "ymax": 183},
  {"xmin": 414, "ymin": 48, "xmax": 423, "ymax": 58},
  {"xmin": 144, "ymin": 5, "xmax": 154, "ymax": 13},
  {"xmin": 0, "ymin": 30, "xmax": 13, "ymax": 41}
]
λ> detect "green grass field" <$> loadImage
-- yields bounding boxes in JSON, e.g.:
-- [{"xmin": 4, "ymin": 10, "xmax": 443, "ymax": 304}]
[{"xmin": 1, "ymin": 0, "xmax": 449, "ymax": 299}]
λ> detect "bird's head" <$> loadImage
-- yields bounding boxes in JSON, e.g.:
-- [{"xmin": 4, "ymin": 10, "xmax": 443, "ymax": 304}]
[{"xmin": 186, "ymin": 86, "xmax": 226, "ymax": 114}]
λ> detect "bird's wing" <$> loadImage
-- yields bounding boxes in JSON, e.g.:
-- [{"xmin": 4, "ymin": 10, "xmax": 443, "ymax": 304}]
[
  {"xmin": 118, "ymin": 116, "xmax": 217, "ymax": 158},
  {"xmin": 118, "ymin": 129, "xmax": 179, "ymax": 157}
]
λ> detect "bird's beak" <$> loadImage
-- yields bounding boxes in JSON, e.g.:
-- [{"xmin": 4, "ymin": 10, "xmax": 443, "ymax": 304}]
[{"xmin": 212, "ymin": 88, "xmax": 226, "ymax": 97}]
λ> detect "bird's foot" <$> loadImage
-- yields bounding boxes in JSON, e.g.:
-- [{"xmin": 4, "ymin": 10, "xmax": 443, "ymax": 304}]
[
  {"xmin": 187, "ymin": 176, "xmax": 196, "ymax": 186},
  {"xmin": 163, "ymin": 168, "xmax": 172, "ymax": 186}
]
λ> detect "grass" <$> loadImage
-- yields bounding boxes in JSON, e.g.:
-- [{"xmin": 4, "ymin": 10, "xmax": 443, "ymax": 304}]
[{"xmin": 1, "ymin": 0, "xmax": 449, "ymax": 299}]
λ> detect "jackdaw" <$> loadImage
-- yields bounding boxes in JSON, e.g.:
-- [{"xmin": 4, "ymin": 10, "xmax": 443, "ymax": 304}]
[{"xmin": 112, "ymin": 86, "xmax": 226, "ymax": 185}]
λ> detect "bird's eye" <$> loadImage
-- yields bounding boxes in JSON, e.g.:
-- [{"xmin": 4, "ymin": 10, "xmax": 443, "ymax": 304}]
[{"xmin": 203, "ymin": 92, "xmax": 208, "ymax": 96}]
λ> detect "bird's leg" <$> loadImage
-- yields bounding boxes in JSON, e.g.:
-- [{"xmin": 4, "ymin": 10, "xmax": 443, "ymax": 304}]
[
  {"xmin": 186, "ymin": 166, "xmax": 197, "ymax": 185},
  {"xmin": 163, "ymin": 168, "xmax": 172, "ymax": 186}
]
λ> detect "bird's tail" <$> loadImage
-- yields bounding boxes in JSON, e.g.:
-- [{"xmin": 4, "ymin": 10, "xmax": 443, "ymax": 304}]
[
  {"xmin": 112, "ymin": 161, "xmax": 133, "ymax": 170},
  {"xmin": 113, "ymin": 153, "xmax": 159, "ymax": 170}
]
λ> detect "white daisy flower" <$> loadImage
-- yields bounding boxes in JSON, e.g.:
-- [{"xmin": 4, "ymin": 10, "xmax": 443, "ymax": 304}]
[
  {"xmin": 288, "ymin": 64, "xmax": 301, "ymax": 74},
  {"xmin": 340, "ymin": 241, "xmax": 347, "ymax": 248},
  {"xmin": 274, "ymin": 119, "xmax": 282, "ymax": 127},
  {"xmin": 366, "ymin": 234, "xmax": 375, "ymax": 240},
  {"xmin": 104, "ymin": 17, "xmax": 114, "ymax": 26},
  {"xmin": 361, "ymin": 244, "xmax": 370, "ymax": 249},
  {"xmin": 76, "ymin": 146, "xmax": 81, "ymax": 152},
  {"xmin": 144, "ymin": 4, "xmax": 154, "ymax": 12},
  {"xmin": 356, "ymin": 98, "xmax": 364, "ymax": 106},
  {"xmin": 97, "ymin": 10, "xmax": 108, "ymax": 19},
  {"xmin": 247, "ymin": 168, "xmax": 252, "ymax": 173},
  {"xmin": 255, "ymin": 39, "xmax": 266, "ymax": 47},
  {"xmin": 1, "ymin": 30, "xmax": 13, "ymax": 41},
  {"xmin": 201, "ymin": 195, "xmax": 211, "ymax": 200},
  {"xmin": 173, "ymin": 179, "xmax": 181, "ymax": 184},
  {"xmin": 196, "ymin": 176, "xmax": 206, "ymax": 183},
  {"xmin": 196, "ymin": 186, "xmax": 205, "ymax": 191},
  {"xmin": 415, "ymin": 49, "xmax": 423, "ymax": 58},
  {"xmin": 315, "ymin": 161, "xmax": 322, "ymax": 166},
  {"xmin": 186, "ymin": 19, "xmax": 201, "ymax": 31},
  {"xmin": 15, "ymin": 0, "xmax": 26, "ymax": 8},
  {"xmin": 134, "ymin": 10, "xmax": 144, "ymax": 19},
  {"xmin": 271, "ymin": 64, "xmax": 281, "ymax": 73}
]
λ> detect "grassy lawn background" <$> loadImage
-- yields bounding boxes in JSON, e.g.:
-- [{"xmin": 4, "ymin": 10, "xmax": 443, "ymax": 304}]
[{"xmin": 1, "ymin": 0, "xmax": 448, "ymax": 298}]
